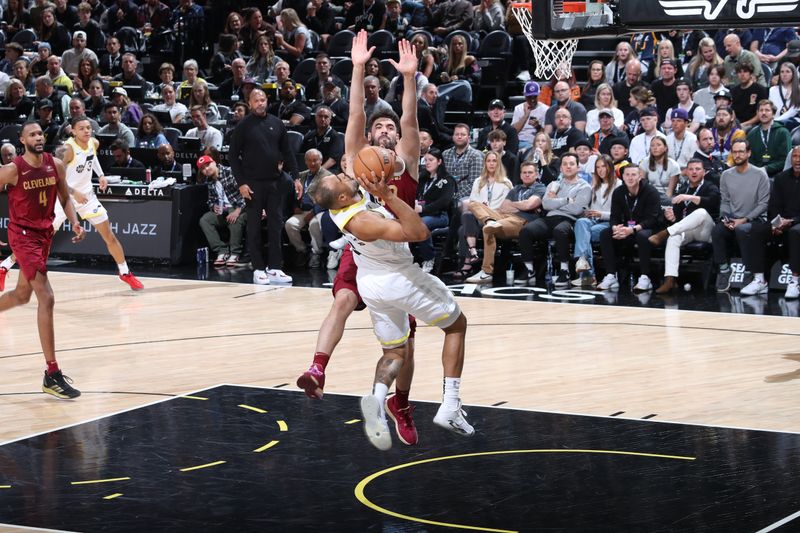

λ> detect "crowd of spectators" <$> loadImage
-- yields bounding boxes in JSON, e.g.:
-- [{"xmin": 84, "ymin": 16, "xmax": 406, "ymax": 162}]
[{"xmin": 0, "ymin": 0, "xmax": 798, "ymax": 297}]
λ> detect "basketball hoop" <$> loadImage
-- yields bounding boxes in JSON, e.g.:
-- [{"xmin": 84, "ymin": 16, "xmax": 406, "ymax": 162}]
[{"xmin": 511, "ymin": 1, "xmax": 579, "ymax": 81}]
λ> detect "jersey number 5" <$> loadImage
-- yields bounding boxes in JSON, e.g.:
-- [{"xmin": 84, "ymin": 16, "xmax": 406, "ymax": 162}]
[{"xmin": 39, "ymin": 190, "xmax": 47, "ymax": 207}]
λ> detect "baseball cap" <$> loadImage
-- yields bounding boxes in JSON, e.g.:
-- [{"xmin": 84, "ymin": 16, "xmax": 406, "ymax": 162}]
[
  {"xmin": 111, "ymin": 87, "xmax": 128, "ymax": 97},
  {"xmin": 787, "ymin": 40, "xmax": 800, "ymax": 58},
  {"xmin": 488, "ymin": 99, "xmax": 505, "ymax": 110},
  {"xmin": 670, "ymin": 108, "xmax": 689, "ymax": 121},
  {"xmin": 35, "ymin": 99, "xmax": 53, "ymax": 110},
  {"xmin": 639, "ymin": 106, "xmax": 658, "ymax": 118},
  {"xmin": 523, "ymin": 81, "xmax": 540, "ymax": 97},
  {"xmin": 597, "ymin": 108, "xmax": 614, "ymax": 118},
  {"xmin": 660, "ymin": 58, "xmax": 677, "ymax": 68},
  {"xmin": 610, "ymin": 137, "xmax": 630, "ymax": 149},
  {"xmin": 574, "ymin": 138, "xmax": 592, "ymax": 150},
  {"xmin": 73, "ymin": 31, "xmax": 87, "ymax": 40},
  {"xmin": 196, "ymin": 155, "xmax": 214, "ymax": 169},
  {"xmin": 713, "ymin": 88, "xmax": 732, "ymax": 100},
  {"xmin": 37, "ymin": 42, "xmax": 51, "ymax": 51},
  {"xmin": 242, "ymin": 77, "xmax": 259, "ymax": 86}
]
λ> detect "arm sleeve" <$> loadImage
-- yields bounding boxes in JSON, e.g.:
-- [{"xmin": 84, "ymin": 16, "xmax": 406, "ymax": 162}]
[{"xmin": 92, "ymin": 153, "xmax": 104, "ymax": 177}]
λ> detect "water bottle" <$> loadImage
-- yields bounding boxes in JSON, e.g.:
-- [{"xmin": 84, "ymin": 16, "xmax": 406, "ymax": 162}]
[{"xmin": 145, "ymin": 168, "xmax": 151, "ymax": 184}]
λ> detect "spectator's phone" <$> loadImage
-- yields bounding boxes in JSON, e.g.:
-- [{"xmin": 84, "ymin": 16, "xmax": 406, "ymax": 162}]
[{"xmin": 771, "ymin": 215, "xmax": 782, "ymax": 228}]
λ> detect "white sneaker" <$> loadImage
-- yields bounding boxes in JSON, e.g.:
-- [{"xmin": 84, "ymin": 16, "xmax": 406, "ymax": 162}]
[
  {"xmin": 326, "ymin": 249, "xmax": 343, "ymax": 269},
  {"xmin": 267, "ymin": 269, "xmax": 292, "ymax": 284},
  {"xmin": 213, "ymin": 253, "xmax": 229, "ymax": 267},
  {"xmin": 465, "ymin": 270, "xmax": 492, "ymax": 284},
  {"xmin": 740, "ymin": 278, "xmax": 768, "ymax": 295},
  {"xmin": 575, "ymin": 256, "xmax": 590, "ymax": 273},
  {"xmin": 633, "ymin": 274, "xmax": 652, "ymax": 292},
  {"xmin": 785, "ymin": 279, "xmax": 800, "ymax": 299},
  {"xmin": 433, "ymin": 401, "xmax": 475, "ymax": 437},
  {"xmin": 484, "ymin": 220, "xmax": 502, "ymax": 229},
  {"xmin": 329, "ymin": 236, "xmax": 348, "ymax": 250},
  {"xmin": 360, "ymin": 395, "xmax": 392, "ymax": 451},
  {"xmin": 597, "ymin": 273, "xmax": 619, "ymax": 290},
  {"xmin": 421, "ymin": 259, "xmax": 434, "ymax": 273},
  {"xmin": 253, "ymin": 270, "xmax": 269, "ymax": 285}
]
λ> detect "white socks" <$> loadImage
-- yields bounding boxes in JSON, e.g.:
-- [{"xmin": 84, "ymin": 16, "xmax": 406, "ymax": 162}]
[
  {"xmin": 0, "ymin": 255, "xmax": 14, "ymax": 270},
  {"xmin": 754, "ymin": 273, "xmax": 765, "ymax": 283},
  {"xmin": 442, "ymin": 377, "xmax": 461, "ymax": 410},
  {"xmin": 372, "ymin": 382, "xmax": 389, "ymax": 418},
  {"xmin": 118, "ymin": 262, "xmax": 129, "ymax": 276}
]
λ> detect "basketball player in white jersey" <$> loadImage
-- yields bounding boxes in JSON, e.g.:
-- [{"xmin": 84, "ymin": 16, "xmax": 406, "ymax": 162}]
[
  {"xmin": 310, "ymin": 168, "xmax": 474, "ymax": 451},
  {"xmin": 0, "ymin": 116, "xmax": 144, "ymax": 291}
]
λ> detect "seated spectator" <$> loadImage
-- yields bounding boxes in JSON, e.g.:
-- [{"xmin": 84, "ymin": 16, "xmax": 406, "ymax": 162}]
[
  {"xmin": 686, "ymin": 37, "xmax": 724, "ymax": 91},
  {"xmin": 473, "ymin": 0, "xmax": 504, "ymax": 32},
  {"xmin": 550, "ymin": 107, "xmax": 587, "ymax": 158},
  {"xmin": 454, "ymin": 150, "xmax": 513, "ymax": 280},
  {"xmin": 305, "ymin": 53, "xmax": 346, "ymax": 102},
  {"xmin": 574, "ymin": 138, "xmax": 596, "ymax": 180},
  {"xmin": 239, "ymin": 8, "xmax": 274, "ymax": 57},
  {"xmin": 644, "ymin": 39, "xmax": 684, "ymax": 84},
  {"xmin": 570, "ymin": 155, "xmax": 620, "ymax": 287},
  {"xmin": 275, "ymin": 8, "xmax": 312, "ymax": 67},
  {"xmin": 417, "ymin": 83, "xmax": 452, "ymax": 147},
  {"xmin": 519, "ymin": 153, "xmax": 592, "ymax": 287},
  {"xmin": 650, "ymin": 59, "xmax": 680, "ymax": 122},
  {"xmin": 433, "ymin": 34, "xmax": 478, "ymax": 112},
  {"xmin": 155, "ymin": 62, "xmax": 177, "ymax": 94},
  {"xmin": 110, "ymin": 139, "xmax": 145, "ymax": 169},
  {"xmin": 545, "ymin": 80, "xmax": 588, "ymax": 135},
  {"xmin": 246, "ymin": 35, "xmax": 280, "ymax": 83},
  {"xmin": 605, "ymin": 41, "xmax": 634, "ymax": 86},
  {"xmin": 712, "ymin": 139, "xmax": 771, "ymax": 295},
  {"xmin": 751, "ymin": 27, "xmax": 798, "ymax": 68},
  {"xmin": 0, "ymin": 43, "xmax": 25, "ymax": 76},
  {"xmin": 525, "ymin": 131, "xmax": 561, "ymax": 185},
  {"xmin": 723, "ymin": 33, "xmax": 766, "ymax": 87},
  {"xmin": 110, "ymin": 87, "xmax": 143, "ymax": 128},
  {"xmin": 747, "ymin": 99, "xmax": 791, "ymax": 178},
  {"xmin": 342, "ymin": 0, "xmax": 386, "ymax": 32},
  {"xmin": 363, "ymin": 75, "xmax": 393, "ymax": 123},
  {"xmin": 187, "ymin": 80, "xmax": 220, "ymax": 123},
  {"xmin": 597, "ymin": 162, "xmax": 662, "ymax": 292},
  {"xmin": 270, "ymin": 60, "xmax": 292, "ymax": 87},
  {"xmin": 217, "ymin": 59, "xmax": 248, "ymax": 103},
  {"xmin": 72, "ymin": 58, "xmax": 100, "ymax": 101},
  {"xmin": 663, "ymin": 80, "xmax": 706, "ymax": 135},
  {"xmin": 648, "ymin": 158, "xmax": 721, "ymax": 293},
  {"xmin": 629, "ymin": 106, "xmax": 666, "ymax": 165},
  {"xmin": 270, "ymin": 79, "xmax": 311, "ymax": 126},
  {"xmin": 710, "ymin": 103, "xmax": 745, "ymax": 164},
  {"xmin": 769, "ymin": 146, "xmax": 800, "ymax": 299},
  {"xmin": 135, "ymin": 113, "xmax": 170, "ymax": 148},
  {"xmin": 585, "ymin": 83, "xmax": 624, "ymax": 137},
  {"xmin": 171, "ymin": 0, "xmax": 205, "ymax": 36},
  {"xmin": 150, "ymin": 84, "xmax": 188, "ymax": 126},
  {"xmin": 365, "ymin": 57, "xmax": 390, "ymax": 97},
  {"xmin": 197, "ymin": 154, "xmax": 247, "ymax": 268},
  {"xmin": 56, "ymin": 96, "xmax": 100, "ymax": 142},
  {"xmin": 694, "ymin": 126, "xmax": 728, "ymax": 186},
  {"xmin": 98, "ymin": 36, "xmax": 122, "ymax": 80},
  {"xmin": 154, "ymin": 143, "xmax": 180, "ymax": 175},
  {"xmin": 301, "ymin": 105, "xmax": 343, "ymax": 172},
  {"xmin": 613, "ymin": 58, "xmax": 648, "ymax": 117},
  {"xmin": 113, "ymin": 53, "xmax": 149, "ymax": 96},
  {"xmin": 37, "ymin": 8, "xmax": 71, "ymax": 56},
  {"xmin": 488, "ymin": 129, "xmax": 519, "ymax": 184},
  {"xmin": 538, "ymin": 70, "xmax": 581, "ymax": 107},
  {"xmin": 580, "ymin": 60, "xmax": 607, "ymax": 111},
  {"xmin": 466, "ymin": 160, "xmax": 545, "ymax": 285},
  {"xmin": 610, "ymin": 137, "xmax": 632, "ymax": 174},
  {"xmin": 104, "ymin": 0, "xmax": 138, "ymax": 35},
  {"xmin": 136, "ymin": 0, "xmax": 172, "ymax": 34},
  {"xmin": 512, "ymin": 81, "xmax": 548, "ymax": 151},
  {"xmin": 3, "ymin": 79, "xmax": 34, "ymax": 119},
  {"xmin": 74, "ymin": 2, "xmax": 104, "ymax": 52},
  {"xmin": 306, "ymin": 0, "xmax": 336, "ymax": 49},
  {"xmin": 476, "ymin": 99, "xmax": 519, "ymax": 155},
  {"xmin": 33, "ymin": 76, "xmax": 67, "ymax": 124},
  {"xmin": 408, "ymin": 0, "xmax": 436, "ymax": 39},
  {"xmin": 694, "ymin": 65, "xmax": 727, "ymax": 119},
  {"xmin": 410, "ymin": 32, "xmax": 436, "ymax": 80},
  {"xmin": 384, "ymin": 0, "xmax": 409, "ymax": 38},
  {"xmin": 61, "ymin": 31, "xmax": 98, "ymax": 77},
  {"xmin": 209, "ymin": 33, "xmax": 242, "ymax": 83},
  {"xmin": 317, "ymin": 82, "xmax": 349, "ymax": 129},
  {"xmin": 589, "ymin": 108, "xmax": 626, "ymax": 156},
  {"xmin": 284, "ymin": 149, "xmax": 331, "ymax": 268},
  {"xmin": 54, "ymin": 0, "xmax": 78, "ymax": 30},
  {"xmin": 385, "ymin": 70, "xmax": 428, "ymax": 108},
  {"xmin": 2, "ymin": 0, "xmax": 31, "ymax": 40},
  {"xmin": 186, "ymin": 104, "xmax": 223, "ymax": 150},
  {"xmin": 13, "ymin": 60, "xmax": 36, "ymax": 95},
  {"xmin": 443, "ymin": 123, "xmax": 484, "ymax": 205},
  {"xmin": 414, "ymin": 148, "xmax": 455, "ymax": 273},
  {"xmin": 83, "ymin": 79, "xmax": 109, "ymax": 120},
  {"xmin": 34, "ymin": 98, "xmax": 59, "ymax": 145},
  {"xmin": 46, "ymin": 55, "xmax": 73, "ymax": 94},
  {"xmin": 31, "ymin": 43, "xmax": 53, "ymax": 78},
  {"xmin": 99, "ymin": 102, "xmax": 136, "ymax": 147},
  {"xmin": 665, "ymin": 107, "xmax": 699, "ymax": 171},
  {"xmin": 177, "ymin": 59, "xmax": 205, "ymax": 100},
  {"xmin": 640, "ymin": 136, "xmax": 680, "ymax": 204},
  {"xmin": 771, "ymin": 61, "xmax": 800, "ymax": 130}
]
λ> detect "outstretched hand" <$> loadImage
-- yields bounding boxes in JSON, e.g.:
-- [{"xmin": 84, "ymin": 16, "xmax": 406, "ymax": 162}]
[
  {"xmin": 351, "ymin": 29, "xmax": 375, "ymax": 66},
  {"xmin": 389, "ymin": 38, "xmax": 417, "ymax": 77}
]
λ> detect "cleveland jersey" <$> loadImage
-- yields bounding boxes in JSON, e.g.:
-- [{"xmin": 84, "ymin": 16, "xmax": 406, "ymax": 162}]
[
  {"xmin": 7, "ymin": 153, "xmax": 59, "ymax": 231},
  {"xmin": 329, "ymin": 190, "xmax": 414, "ymax": 271},
  {"xmin": 64, "ymin": 138, "xmax": 98, "ymax": 196}
]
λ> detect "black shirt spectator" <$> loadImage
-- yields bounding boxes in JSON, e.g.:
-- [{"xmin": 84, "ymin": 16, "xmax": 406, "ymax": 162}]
[
  {"xmin": 105, "ymin": 0, "xmax": 138, "ymax": 35},
  {"xmin": 301, "ymin": 119, "xmax": 344, "ymax": 172},
  {"xmin": 54, "ymin": 1, "xmax": 79, "ymax": 30},
  {"xmin": 344, "ymin": 0, "xmax": 386, "ymax": 32}
]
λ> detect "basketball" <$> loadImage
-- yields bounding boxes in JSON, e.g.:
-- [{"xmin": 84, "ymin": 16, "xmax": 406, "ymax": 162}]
[{"xmin": 352, "ymin": 146, "xmax": 395, "ymax": 182}]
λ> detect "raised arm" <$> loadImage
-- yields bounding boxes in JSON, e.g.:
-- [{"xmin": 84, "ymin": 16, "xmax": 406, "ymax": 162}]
[
  {"xmin": 393, "ymin": 38, "xmax": 420, "ymax": 182},
  {"xmin": 344, "ymin": 30, "xmax": 374, "ymax": 166}
]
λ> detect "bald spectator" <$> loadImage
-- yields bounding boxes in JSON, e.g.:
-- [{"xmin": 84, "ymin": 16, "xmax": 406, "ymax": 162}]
[
  {"xmin": 613, "ymin": 59, "xmax": 649, "ymax": 117},
  {"xmin": 301, "ymin": 106, "xmax": 344, "ymax": 172},
  {"xmin": 46, "ymin": 55, "xmax": 73, "ymax": 94},
  {"xmin": 723, "ymin": 33, "xmax": 766, "ymax": 86}
]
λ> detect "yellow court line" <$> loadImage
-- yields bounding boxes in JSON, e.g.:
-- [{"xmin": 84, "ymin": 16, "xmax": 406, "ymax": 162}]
[
  {"xmin": 182, "ymin": 395, "xmax": 209, "ymax": 401},
  {"xmin": 253, "ymin": 440, "xmax": 280, "ymax": 453},
  {"xmin": 71, "ymin": 477, "xmax": 131, "ymax": 486},
  {"xmin": 103, "ymin": 493, "xmax": 123, "ymax": 500},
  {"xmin": 345, "ymin": 419, "xmax": 361, "ymax": 425},
  {"xmin": 180, "ymin": 460, "xmax": 226, "ymax": 472},
  {"xmin": 277, "ymin": 420, "xmax": 288, "ymax": 431},
  {"xmin": 238, "ymin": 404, "xmax": 268, "ymax": 414},
  {"xmin": 355, "ymin": 449, "xmax": 696, "ymax": 533}
]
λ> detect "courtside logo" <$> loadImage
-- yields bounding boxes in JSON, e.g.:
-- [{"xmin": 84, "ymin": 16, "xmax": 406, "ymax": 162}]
[{"xmin": 658, "ymin": 0, "xmax": 799, "ymax": 20}]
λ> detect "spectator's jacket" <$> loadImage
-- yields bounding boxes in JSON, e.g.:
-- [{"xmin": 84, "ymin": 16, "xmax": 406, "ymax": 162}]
[
  {"xmin": 672, "ymin": 179, "xmax": 721, "ymax": 223},
  {"xmin": 417, "ymin": 172, "xmax": 455, "ymax": 217},
  {"xmin": 746, "ymin": 121, "xmax": 792, "ymax": 177},
  {"xmin": 206, "ymin": 165, "xmax": 244, "ymax": 211},
  {"xmin": 609, "ymin": 181, "xmax": 661, "ymax": 230}
]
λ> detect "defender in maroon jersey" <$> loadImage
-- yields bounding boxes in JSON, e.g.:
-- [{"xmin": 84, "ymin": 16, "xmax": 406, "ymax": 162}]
[{"xmin": 0, "ymin": 122, "xmax": 85, "ymax": 399}]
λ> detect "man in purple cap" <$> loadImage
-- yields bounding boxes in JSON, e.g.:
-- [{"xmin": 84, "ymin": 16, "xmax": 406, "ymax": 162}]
[
  {"xmin": 665, "ymin": 107, "xmax": 698, "ymax": 171},
  {"xmin": 511, "ymin": 81, "xmax": 548, "ymax": 151}
]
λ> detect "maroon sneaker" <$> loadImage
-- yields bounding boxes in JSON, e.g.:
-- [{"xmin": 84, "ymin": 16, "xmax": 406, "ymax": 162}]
[
  {"xmin": 296, "ymin": 364, "xmax": 325, "ymax": 399},
  {"xmin": 119, "ymin": 272, "xmax": 144, "ymax": 291},
  {"xmin": 385, "ymin": 395, "xmax": 418, "ymax": 445}
]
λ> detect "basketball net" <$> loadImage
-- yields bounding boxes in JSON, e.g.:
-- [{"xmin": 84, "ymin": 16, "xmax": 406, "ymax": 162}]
[{"xmin": 511, "ymin": 2, "xmax": 578, "ymax": 81}]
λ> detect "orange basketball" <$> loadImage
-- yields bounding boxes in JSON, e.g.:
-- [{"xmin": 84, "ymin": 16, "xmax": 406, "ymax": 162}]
[{"xmin": 352, "ymin": 146, "xmax": 395, "ymax": 182}]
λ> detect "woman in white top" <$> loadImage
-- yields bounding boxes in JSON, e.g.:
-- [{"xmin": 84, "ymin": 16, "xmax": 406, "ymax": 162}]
[
  {"xmin": 572, "ymin": 154, "xmax": 620, "ymax": 286},
  {"xmin": 584, "ymin": 83, "xmax": 624, "ymax": 136},
  {"xmin": 151, "ymin": 83, "xmax": 188, "ymax": 124},
  {"xmin": 639, "ymin": 136, "xmax": 680, "ymax": 205},
  {"xmin": 455, "ymin": 151, "xmax": 513, "ymax": 278},
  {"xmin": 771, "ymin": 61, "xmax": 800, "ymax": 130},
  {"xmin": 685, "ymin": 37, "xmax": 724, "ymax": 91},
  {"xmin": 605, "ymin": 41, "xmax": 633, "ymax": 86},
  {"xmin": 693, "ymin": 64, "xmax": 726, "ymax": 118}
]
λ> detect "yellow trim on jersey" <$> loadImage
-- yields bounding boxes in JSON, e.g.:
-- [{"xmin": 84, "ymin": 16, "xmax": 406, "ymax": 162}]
[
  {"xmin": 65, "ymin": 138, "xmax": 95, "ymax": 167},
  {"xmin": 428, "ymin": 313, "xmax": 451, "ymax": 326},
  {"xmin": 330, "ymin": 194, "xmax": 368, "ymax": 230},
  {"xmin": 379, "ymin": 329, "xmax": 410, "ymax": 347}
]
